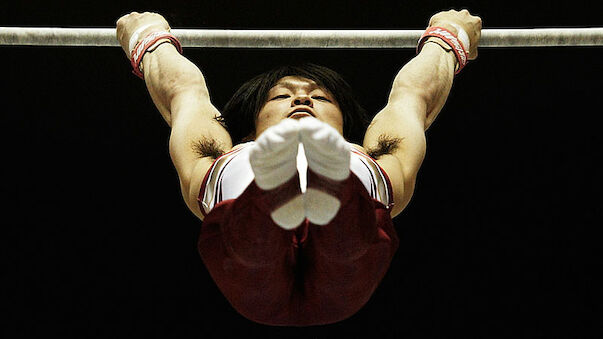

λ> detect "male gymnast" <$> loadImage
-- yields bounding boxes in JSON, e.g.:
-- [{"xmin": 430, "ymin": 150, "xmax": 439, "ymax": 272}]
[{"xmin": 116, "ymin": 9, "xmax": 482, "ymax": 326}]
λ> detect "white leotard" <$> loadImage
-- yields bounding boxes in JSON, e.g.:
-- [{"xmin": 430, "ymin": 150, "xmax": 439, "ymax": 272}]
[{"xmin": 199, "ymin": 142, "xmax": 392, "ymax": 216}]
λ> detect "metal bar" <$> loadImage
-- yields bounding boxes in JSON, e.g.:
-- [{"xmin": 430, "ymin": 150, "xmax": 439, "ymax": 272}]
[{"xmin": 1, "ymin": 27, "xmax": 602, "ymax": 47}]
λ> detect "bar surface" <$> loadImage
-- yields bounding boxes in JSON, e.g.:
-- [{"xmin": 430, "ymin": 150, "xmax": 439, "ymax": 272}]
[{"xmin": 1, "ymin": 27, "xmax": 602, "ymax": 47}]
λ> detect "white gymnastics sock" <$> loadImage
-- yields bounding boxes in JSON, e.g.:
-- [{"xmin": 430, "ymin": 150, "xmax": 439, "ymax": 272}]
[
  {"xmin": 269, "ymin": 195, "xmax": 305, "ymax": 230},
  {"xmin": 249, "ymin": 119, "xmax": 304, "ymax": 229},
  {"xmin": 249, "ymin": 119, "xmax": 301, "ymax": 190},
  {"xmin": 299, "ymin": 117, "xmax": 350, "ymax": 181},
  {"xmin": 303, "ymin": 188, "xmax": 341, "ymax": 225},
  {"xmin": 299, "ymin": 118, "xmax": 351, "ymax": 225}
]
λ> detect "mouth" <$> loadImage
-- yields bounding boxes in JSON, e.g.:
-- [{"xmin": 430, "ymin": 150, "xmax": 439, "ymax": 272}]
[{"xmin": 287, "ymin": 108, "xmax": 315, "ymax": 119}]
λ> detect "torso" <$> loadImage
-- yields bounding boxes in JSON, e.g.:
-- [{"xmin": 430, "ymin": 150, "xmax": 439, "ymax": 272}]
[{"xmin": 198, "ymin": 142, "xmax": 393, "ymax": 217}]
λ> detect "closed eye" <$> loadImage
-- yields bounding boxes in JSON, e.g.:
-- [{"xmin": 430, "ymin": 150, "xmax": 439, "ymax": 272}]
[
  {"xmin": 312, "ymin": 96, "xmax": 332, "ymax": 102},
  {"xmin": 271, "ymin": 94, "xmax": 290, "ymax": 100}
]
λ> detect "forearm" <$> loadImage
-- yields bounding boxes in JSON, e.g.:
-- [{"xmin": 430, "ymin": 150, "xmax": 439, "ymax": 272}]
[
  {"xmin": 388, "ymin": 42, "xmax": 457, "ymax": 129},
  {"xmin": 367, "ymin": 42, "xmax": 457, "ymax": 173},
  {"xmin": 141, "ymin": 43, "xmax": 213, "ymax": 126},
  {"xmin": 363, "ymin": 10, "xmax": 481, "ymax": 217},
  {"xmin": 364, "ymin": 43, "xmax": 457, "ymax": 215}
]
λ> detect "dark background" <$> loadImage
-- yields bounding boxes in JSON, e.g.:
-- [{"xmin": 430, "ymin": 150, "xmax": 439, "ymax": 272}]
[{"xmin": 3, "ymin": 0, "xmax": 602, "ymax": 337}]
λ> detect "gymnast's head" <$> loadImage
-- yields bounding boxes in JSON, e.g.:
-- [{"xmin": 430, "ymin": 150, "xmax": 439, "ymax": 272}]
[{"xmin": 221, "ymin": 63, "xmax": 369, "ymax": 145}]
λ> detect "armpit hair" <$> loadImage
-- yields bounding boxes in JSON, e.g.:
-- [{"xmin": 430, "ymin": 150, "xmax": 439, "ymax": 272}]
[
  {"xmin": 367, "ymin": 135, "xmax": 403, "ymax": 159},
  {"xmin": 192, "ymin": 137, "xmax": 225, "ymax": 159}
]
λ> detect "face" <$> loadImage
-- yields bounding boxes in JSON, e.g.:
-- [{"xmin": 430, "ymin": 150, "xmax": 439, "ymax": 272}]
[{"xmin": 254, "ymin": 76, "xmax": 344, "ymax": 139}]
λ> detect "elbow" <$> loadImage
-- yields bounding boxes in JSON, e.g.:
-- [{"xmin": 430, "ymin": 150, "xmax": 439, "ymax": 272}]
[
  {"xmin": 389, "ymin": 65, "xmax": 453, "ymax": 113},
  {"xmin": 165, "ymin": 73, "xmax": 211, "ymax": 111},
  {"xmin": 389, "ymin": 77, "xmax": 433, "ymax": 108},
  {"xmin": 170, "ymin": 68, "xmax": 209, "ymax": 97},
  {"xmin": 388, "ymin": 81, "xmax": 449, "ymax": 127}
]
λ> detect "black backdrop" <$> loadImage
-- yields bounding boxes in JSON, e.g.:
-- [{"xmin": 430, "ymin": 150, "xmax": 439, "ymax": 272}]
[{"xmin": 3, "ymin": 0, "xmax": 602, "ymax": 337}]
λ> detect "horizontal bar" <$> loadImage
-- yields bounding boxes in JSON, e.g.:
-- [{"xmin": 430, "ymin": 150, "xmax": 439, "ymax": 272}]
[{"xmin": 1, "ymin": 27, "xmax": 602, "ymax": 48}]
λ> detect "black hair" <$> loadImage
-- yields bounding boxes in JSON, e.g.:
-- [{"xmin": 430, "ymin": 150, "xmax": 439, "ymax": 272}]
[{"xmin": 219, "ymin": 63, "xmax": 370, "ymax": 145}]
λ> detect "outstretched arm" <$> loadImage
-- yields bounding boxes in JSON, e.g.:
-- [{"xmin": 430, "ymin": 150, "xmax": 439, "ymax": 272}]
[
  {"xmin": 117, "ymin": 12, "xmax": 233, "ymax": 220},
  {"xmin": 363, "ymin": 9, "xmax": 482, "ymax": 217}
]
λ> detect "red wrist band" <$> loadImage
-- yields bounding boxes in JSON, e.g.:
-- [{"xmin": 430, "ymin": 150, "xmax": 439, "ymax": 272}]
[
  {"xmin": 130, "ymin": 31, "xmax": 183, "ymax": 79},
  {"xmin": 417, "ymin": 26, "xmax": 468, "ymax": 74}
]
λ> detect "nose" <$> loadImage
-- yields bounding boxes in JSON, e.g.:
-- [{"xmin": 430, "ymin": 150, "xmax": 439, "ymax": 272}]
[{"xmin": 292, "ymin": 95, "xmax": 313, "ymax": 107}]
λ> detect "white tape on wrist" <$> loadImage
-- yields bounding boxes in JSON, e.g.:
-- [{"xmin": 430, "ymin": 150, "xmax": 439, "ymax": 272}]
[
  {"xmin": 128, "ymin": 24, "xmax": 155, "ymax": 56},
  {"xmin": 450, "ymin": 23, "xmax": 470, "ymax": 51}
]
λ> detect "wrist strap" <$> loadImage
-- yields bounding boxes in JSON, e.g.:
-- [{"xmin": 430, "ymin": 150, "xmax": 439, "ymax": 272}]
[
  {"xmin": 417, "ymin": 26, "xmax": 468, "ymax": 75},
  {"xmin": 130, "ymin": 31, "xmax": 183, "ymax": 79},
  {"xmin": 127, "ymin": 24, "xmax": 155, "ymax": 56}
]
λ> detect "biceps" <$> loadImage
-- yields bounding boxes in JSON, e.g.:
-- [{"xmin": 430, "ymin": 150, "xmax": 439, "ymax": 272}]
[
  {"xmin": 168, "ymin": 90, "xmax": 232, "ymax": 171},
  {"xmin": 168, "ymin": 96, "xmax": 232, "ymax": 215},
  {"xmin": 364, "ymin": 98, "xmax": 427, "ymax": 174},
  {"xmin": 365, "ymin": 99, "xmax": 427, "ymax": 214}
]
